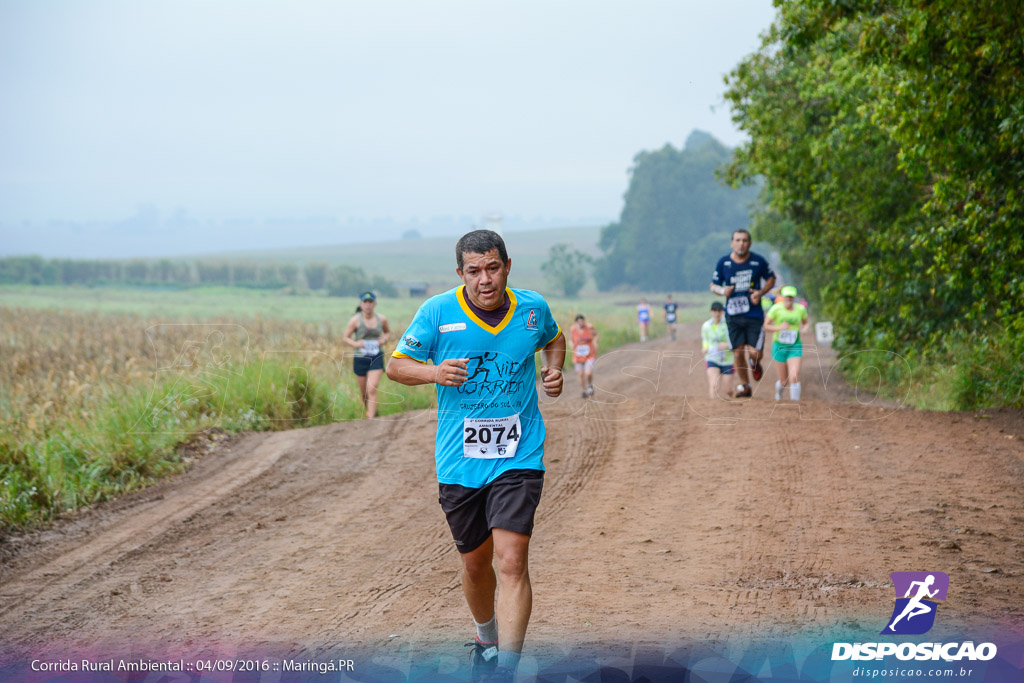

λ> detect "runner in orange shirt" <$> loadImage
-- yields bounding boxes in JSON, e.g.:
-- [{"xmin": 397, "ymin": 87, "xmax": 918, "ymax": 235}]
[{"xmin": 570, "ymin": 314, "xmax": 598, "ymax": 398}]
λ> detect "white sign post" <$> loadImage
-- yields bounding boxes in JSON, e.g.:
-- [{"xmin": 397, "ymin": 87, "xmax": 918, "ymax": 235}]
[{"xmin": 815, "ymin": 321, "xmax": 835, "ymax": 345}]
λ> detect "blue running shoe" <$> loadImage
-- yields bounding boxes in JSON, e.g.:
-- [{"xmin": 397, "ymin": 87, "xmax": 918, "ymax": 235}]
[{"xmin": 466, "ymin": 638, "xmax": 498, "ymax": 677}]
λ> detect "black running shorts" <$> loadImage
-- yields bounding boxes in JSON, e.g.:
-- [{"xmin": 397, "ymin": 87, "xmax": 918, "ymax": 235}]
[
  {"xmin": 353, "ymin": 353, "xmax": 384, "ymax": 376},
  {"xmin": 438, "ymin": 468, "xmax": 544, "ymax": 554},
  {"xmin": 726, "ymin": 315, "xmax": 765, "ymax": 351}
]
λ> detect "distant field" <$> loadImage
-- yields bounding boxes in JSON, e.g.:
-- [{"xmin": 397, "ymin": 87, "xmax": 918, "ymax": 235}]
[
  {"xmin": 180, "ymin": 225, "xmax": 603, "ymax": 291},
  {"xmin": 0, "ymin": 284, "xmax": 715, "ymax": 328}
]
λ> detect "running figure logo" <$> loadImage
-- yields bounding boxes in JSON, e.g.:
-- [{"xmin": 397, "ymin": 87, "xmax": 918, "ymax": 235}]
[{"xmin": 881, "ymin": 571, "xmax": 949, "ymax": 635}]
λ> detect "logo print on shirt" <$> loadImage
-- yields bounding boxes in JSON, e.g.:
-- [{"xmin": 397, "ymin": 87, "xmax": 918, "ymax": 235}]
[
  {"xmin": 457, "ymin": 353, "xmax": 525, "ymax": 396},
  {"xmin": 525, "ymin": 309, "xmax": 538, "ymax": 330}
]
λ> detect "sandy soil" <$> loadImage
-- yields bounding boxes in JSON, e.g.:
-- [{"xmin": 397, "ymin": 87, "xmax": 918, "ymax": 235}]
[{"xmin": 1, "ymin": 322, "xmax": 1022, "ymax": 668}]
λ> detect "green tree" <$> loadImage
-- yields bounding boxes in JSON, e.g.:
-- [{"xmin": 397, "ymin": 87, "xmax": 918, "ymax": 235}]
[
  {"xmin": 304, "ymin": 262, "xmax": 328, "ymax": 290},
  {"xmin": 595, "ymin": 131, "xmax": 758, "ymax": 291},
  {"xmin": 326, "ymin": 265, "xmax": 397, "ymax": 298},
  {"xmin": 279, "ymin": 263, "xmax": 299, "ymax": 287},
  {"xmin": 124, "ymin": 260, "xmax": 150, "ymax": 284},
  {"xmin": 197, "ymin": 262, "xmax": 229, "ymax": 285},
  {"xmin": 541, "ymin": 243, "xmax": 591, "ymax": 297}
]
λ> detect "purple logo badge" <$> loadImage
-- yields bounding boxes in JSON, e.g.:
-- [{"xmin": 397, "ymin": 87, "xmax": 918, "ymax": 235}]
[{"xmin": 881, "ymin": 572, "xmax": 948, "ymax": 635}]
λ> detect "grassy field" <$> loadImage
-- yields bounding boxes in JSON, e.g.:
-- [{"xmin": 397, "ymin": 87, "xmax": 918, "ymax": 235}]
[
  {"xmin": 0, "ymin": 283, "xmax": 715, "ymax": 326},
  {"xmin": 0, "ymin": 282, "xmax": 716, "ymax": 371},
  {"xmin": 0, "ymin": 284, "xmax": 715, "ymax": 531},
  {"xmin": 183, "ymin": 225, "xmax": 604, "ymax": 291},
  {"xmin": 0, "ymin": 307, "xmax": 435, "ymax": 529}
]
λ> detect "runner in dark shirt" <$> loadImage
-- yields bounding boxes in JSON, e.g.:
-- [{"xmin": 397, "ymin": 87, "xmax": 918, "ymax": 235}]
[
  {"xmin": 663, "ymin": 294, "xmax": 679, "ymax": 342},
  {"xmin": 710, "ymin": 229, "xmax": 776, "ymax": 398}
]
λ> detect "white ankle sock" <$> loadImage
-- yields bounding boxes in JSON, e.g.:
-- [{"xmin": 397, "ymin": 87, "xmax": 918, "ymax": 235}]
[
  {"xmin": 790, "ymin": 382, "xmax": 801, "ymax": 401},
  {"xmin": 475, "ymin": 614, "xmax": 498, "ymax": 644}
]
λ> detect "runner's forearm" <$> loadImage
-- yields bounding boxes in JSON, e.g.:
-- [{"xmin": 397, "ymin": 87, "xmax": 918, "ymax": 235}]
[
  {"xmin": 542, "ymin": 333, "xmax": 566, "ymax": 370},
  {"xmin": 386, "ymin": 357, "xmax": 435, "ymax": 386}
]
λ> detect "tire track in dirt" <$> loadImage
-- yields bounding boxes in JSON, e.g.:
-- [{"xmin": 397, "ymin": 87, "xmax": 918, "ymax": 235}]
[
  {"xmin": 724, "ymin": 425, "xmax": 830, "ymax": 630},
  {"xmin": 537, "ymin": 398, "xmax": 614, "ymax": 521},
  {"xmin": 307, "ymin": 386, "xmax": 619, "ymax": 656},
  {"xmin": 289, "ymin": 413, "xmax": 461, "ymax": 654},
  {"xmin": 0, "ymin": 430, "xmax": 303, "ymax": 623}
]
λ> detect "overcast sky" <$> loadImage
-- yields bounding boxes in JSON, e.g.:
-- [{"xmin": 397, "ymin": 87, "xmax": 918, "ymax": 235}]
[{"xmin": 0, "ymin": 0, "xmax": 776, "ymax": 257}]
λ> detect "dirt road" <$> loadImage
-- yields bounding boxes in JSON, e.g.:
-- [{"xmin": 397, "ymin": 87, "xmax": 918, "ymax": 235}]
[{"xmin": 1, "ymin": 323, "xmax": 1022, "ymax": 669}]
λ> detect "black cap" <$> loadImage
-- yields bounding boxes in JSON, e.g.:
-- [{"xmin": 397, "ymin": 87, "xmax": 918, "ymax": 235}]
[{"xmin": 710, "ymin": 301, "xmax": 724, "ymax": 311}]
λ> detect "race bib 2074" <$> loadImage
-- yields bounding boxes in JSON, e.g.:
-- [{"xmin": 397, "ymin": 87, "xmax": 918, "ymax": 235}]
[{"xmin": 463, "ymin": 414, "xmax": 522, "ymax": 459}]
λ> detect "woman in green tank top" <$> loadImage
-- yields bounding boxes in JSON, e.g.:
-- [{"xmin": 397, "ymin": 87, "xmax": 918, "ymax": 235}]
[
  {"xmin": 764, "ymin": 285, "xmax": 810, "ymax": 401},
  {"xmin": 343, "ymin": 291, "xmax": 391, "ymax": 418}
]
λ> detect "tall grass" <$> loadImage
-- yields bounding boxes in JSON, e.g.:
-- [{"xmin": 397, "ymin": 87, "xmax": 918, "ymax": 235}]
[
  {"xmin": 835, "ymin": 322, "xmax": 1024, "ymax": 411},
  {"xmin": 0, "ymin": 308, "xmax": 435, "ymax": 530}
]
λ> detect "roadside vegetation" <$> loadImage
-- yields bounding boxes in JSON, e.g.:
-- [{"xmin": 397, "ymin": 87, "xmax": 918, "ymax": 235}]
[{"xmin": 723, "ymin": 1, "xmax": 1024, "ymax": 410}]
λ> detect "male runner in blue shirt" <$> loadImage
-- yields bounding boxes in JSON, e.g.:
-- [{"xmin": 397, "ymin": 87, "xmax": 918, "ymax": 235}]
[{"xmin": 387, "ymin": 230, "xmax": 565, "ymax": 680}]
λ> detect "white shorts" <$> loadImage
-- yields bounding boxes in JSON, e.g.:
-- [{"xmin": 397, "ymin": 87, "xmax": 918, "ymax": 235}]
[{"xmin": 574, "ymin": 358, "xmax": 595, "ymax": 373}]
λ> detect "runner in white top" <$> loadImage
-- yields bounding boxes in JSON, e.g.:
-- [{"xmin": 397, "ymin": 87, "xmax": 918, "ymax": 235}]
[
  {"xmin": 701, "ymin": 301, "xmax": 735, "ymax": 398},
  {"xmin": 637, "ymin": 298, "xmax": 651, "ymax": 342}
]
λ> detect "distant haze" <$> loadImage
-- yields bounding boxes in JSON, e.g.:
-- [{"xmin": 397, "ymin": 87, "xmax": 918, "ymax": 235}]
[{"xmin": 0, "ymin": 0, "xmax": 776, "ymax": 258}]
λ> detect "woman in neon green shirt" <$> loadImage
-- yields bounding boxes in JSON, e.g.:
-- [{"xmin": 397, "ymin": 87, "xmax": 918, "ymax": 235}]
[
  {"xmin": 764, "ymin": 285, "xmax": 810, "ymax": 401},
  {"xmin": 702, "ymin": 301, "xmax": 735, "ymax": 398}
]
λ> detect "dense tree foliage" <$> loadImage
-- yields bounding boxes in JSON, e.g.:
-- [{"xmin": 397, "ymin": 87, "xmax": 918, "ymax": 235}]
[
  {"xmin": 724, "ymin": 0, "xmax": 1024, "ymax": 408},
  {"xmin": 541, "ymin": 243, "xmax": 591, "ymax": 297},
  {"xmin": 303, "ymin": 263, "xmax": 328, "ymax": 290},
  {"xmin": 326, "ymin": 265, "xmax": 396, "ymax": 298},
  {"xmin": 595, "ymin": 131, "xmax": 758, "ymax": 292}
]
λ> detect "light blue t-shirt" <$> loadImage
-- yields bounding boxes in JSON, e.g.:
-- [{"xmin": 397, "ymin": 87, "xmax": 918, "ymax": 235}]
[{"xmin": 393, "ymin": 285, "xmax": 561, "ymax": 488}]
